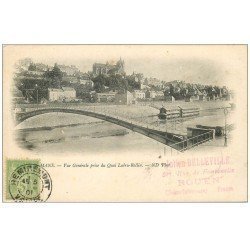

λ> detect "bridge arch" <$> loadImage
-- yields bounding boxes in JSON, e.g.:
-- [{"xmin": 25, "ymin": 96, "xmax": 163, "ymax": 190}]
[
  {"xmin": 15, "ymin": 107, "xmax": 158, "ymax": 135},
  {"xmin": 15, "ymin": 108, "xmax": 183, "ymax": 148},
  {"xmin": 16, "ymin": 108, "xmax": 119, "ymax": 125}
]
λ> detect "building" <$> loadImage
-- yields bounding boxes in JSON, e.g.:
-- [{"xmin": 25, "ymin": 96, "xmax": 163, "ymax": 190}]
[
  {"xmin": 93, "ymin": 58, "xmax": 125, "ymax": 76},
  {"xmin": 140, "ymin": 83, "xmax": 150, "ymax": 90},
  {"xmin": 48, "ymin": 88, "xmax": 64, "ymax": 101},
  {"xmin": 48, "ymin": 87, "xmax": 76, "ymax": 101},
  {"xmin": 26, "ymin": 62, "xmax": 48, "ymax": 76},
  {"xmin": 133, "ymin": 90, "xmax": 146, "ymax": 99},
  {"xmin": 62, "ymin": 87, "xmax": 76, "ymax": 99},
  {"xmin": 79, "ymin": 79, "xmax": 94, "ymax": 87},
  {"xmin": 62, "ymin": 76, "xmax": 78, "ymax": 84},
  {"xmin": 146, "ymin": 90, "xmax": 164, "ymax": 100},
  {"xmin": 58, "ymin": 64, "xmax": 79, "ymax": 76},
  {"xmin": 35, "ymin": 63, "xmax": 50, "ymax": 72},
  {"xmin": 194, "ymin": 88, "xmax": 206, "ymax": 101},
  {"xmin": 80, "ymin": 73, "xmax": 91, "ymax": 80},
  {"xmin": 155, "ymin": 91, "xmax": 165, "ymax": 100},
  {"xmin": 131, "ymin": 72, "xmax": 144, "ymax": 83},
  {"xmin": 114, "ymin": 91, "xmax": 134, "ymax": 105},
  {"xmin": 149, "ymin": 90, "xmax": 156, "ymax": 99},
  {"xmin": 96, "ymin": 91, "xmax": 117, "ymax": 102},
  {"xmin": 16, "ymin": 58, "xmax": 33, "ymax": 71}
]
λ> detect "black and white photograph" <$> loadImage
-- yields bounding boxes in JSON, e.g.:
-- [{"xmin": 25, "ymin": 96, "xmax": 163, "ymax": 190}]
[{"xmin": 11, "ymin": 45, "xmax": 237, "ymax": 156}]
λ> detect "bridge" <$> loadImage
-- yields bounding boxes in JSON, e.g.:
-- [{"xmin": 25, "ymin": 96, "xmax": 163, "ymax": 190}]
[{"xmin": 14, "ymin": 107, "xmax": 214, "ymax": 152}]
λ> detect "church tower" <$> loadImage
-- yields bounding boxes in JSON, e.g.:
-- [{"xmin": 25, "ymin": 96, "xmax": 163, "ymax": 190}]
[{"xmin": 116, "ymin": 57, "xmax": 125, "ymax": 74}]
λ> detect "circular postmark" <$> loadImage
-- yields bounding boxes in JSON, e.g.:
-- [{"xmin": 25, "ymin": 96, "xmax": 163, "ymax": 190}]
[{"xmin": 9, "ymin": 164, "xmax": 52, "ymax": 202}]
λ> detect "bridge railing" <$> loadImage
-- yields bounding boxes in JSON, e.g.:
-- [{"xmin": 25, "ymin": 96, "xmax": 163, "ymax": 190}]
[{"xmin": 169, "ymin": 130, "xmax": 214, "ymax": 152}]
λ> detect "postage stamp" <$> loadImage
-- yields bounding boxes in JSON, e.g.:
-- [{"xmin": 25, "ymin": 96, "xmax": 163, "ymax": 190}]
[{"xmin": 6, "ymin": 159, "xmax": 52, "ymax": 202}]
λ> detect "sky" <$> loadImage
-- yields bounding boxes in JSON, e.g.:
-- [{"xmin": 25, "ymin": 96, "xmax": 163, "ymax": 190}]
[{"xmin": 5, "ymin": 45, "xmax": 247, "ymax": 88}]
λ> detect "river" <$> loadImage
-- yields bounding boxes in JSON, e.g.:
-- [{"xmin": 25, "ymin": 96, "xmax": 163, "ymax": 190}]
[
  {"xmin": 15, "ymin": 112, "xmax": 168, "ymax": 157},
  {"xmin": 14, "ymin": 103, "xmax": 233, "ymax": 156}
]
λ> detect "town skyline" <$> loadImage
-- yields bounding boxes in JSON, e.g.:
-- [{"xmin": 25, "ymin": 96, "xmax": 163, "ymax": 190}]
[
  {"xmin": 16, "ymin": 56, "xmax": 228, "ymax": 87},
  {"xmin": 10, "ymin": 45, "xmax": 245, "ymax": 88}
]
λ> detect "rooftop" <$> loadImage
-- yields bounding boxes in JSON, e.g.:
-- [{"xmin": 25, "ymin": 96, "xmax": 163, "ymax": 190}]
[
  {"xmin": 48, "ymin": 88, "xmax": 63, "ymax": 92},
  {"xmin": 62, "ymin": 87, "xmax": 76, "ymax": 91}
]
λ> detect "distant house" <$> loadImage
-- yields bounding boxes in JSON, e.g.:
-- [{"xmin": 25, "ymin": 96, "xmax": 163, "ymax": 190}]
[
  {"xmin": 133, "ymin": 90, "xmax": 146, "ymax": 99},
  {"xmin": 48, "ymin": 88, "xmax": 64, "ymax": 101},
  {"xmin": 62, "ymin": 87, "xmax": 76, "ymax": 99},
  {"xmin": 25, "ymin": 62, "xmax": 47, "ymax": 77},
  {"xmin": 155, "ymin": 91, "xmax": 165, "ymax": 100},
  {"xmin": 140, "ymin": 83, "xmax": 149, "ymax": 90},
  {"xmin": 114, "ymin": 91, "xmax": 134, "ymax": 105},
  {"xmin": 149, "ymin": 90, "xmax": 156, "ymax": 99},
  {"xmin": 132, "ymin": 72, "xmax": 144, "ymax": 83},
  {"xmin": 48, "ymin": 87, "xmax": 76, "ymax": 101},
  {"xmin": 79, "ymin": 79, "xmax": 94, "ymax": 87},
  {"xmin": 35, "ymin": 63, "xmax": 50, "ymax": 72},
  {"xmin": 62, "ymin": 76, "xmax": 78, "ymax": 84},
  {"xmin": 96, "ymin": 91, "xmax": 117, "ymax": 102},
  {"xmin": 80, "ymin": 73, "xmax": 91, "ymax": 80},
  {"xmin": 58, "ymin": 65, "xmax": 79, "ymax": 76},
  {"xmin": 194, "ymin": 88, "xmax": 206, "ymax": 101},
  {"xmin": 93, "ymin": 58, "xmax": 125, "ymax": 76},
  {"xmin": 80, "ymin": 91, "xmax": 97, "ymax": 102},
  {"xmin": 147, "ymin": 90, "xmax": 164, "ymax": 100}
]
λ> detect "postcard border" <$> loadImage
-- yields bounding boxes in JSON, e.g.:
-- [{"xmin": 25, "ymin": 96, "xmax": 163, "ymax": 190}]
[{"xmin": 1, "ymin": 44, "xmax": 248, "ymax": 203}]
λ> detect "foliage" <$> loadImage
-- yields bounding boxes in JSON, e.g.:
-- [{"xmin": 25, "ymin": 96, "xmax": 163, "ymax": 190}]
[
  {"xmin": 28, "ymin": 63, "xmax": 36, "ymax": 71},
  {"xmin": 91, "ymin": 74, "xmax": 140, "ymax": 93},
  {"xmin": 43, "ymin": 63, "xmax": 63, "ymax": 88}
]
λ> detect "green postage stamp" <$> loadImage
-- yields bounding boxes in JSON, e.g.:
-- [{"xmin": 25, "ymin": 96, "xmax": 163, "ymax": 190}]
[{"xmin": 5, "ymin": 159, "xmax": 52, "ymax": 202}]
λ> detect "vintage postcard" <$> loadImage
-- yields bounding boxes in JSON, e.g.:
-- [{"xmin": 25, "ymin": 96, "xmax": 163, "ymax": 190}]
[{"xmin": 2, "ymin": 44, "xmax": 247, "ymax": 202}]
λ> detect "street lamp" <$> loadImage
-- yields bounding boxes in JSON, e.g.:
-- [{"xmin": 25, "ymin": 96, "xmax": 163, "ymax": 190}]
[
  {"xmin": 224, "ymin": 108, "xmax": 228, "ymax": 146},
  {"xmin": 35, "ymin": 84, "xmax": 38, "ymax": 104}
]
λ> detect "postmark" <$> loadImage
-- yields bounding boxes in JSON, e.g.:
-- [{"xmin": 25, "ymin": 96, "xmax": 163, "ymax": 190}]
[{"xmin": 8, "ymin": 163, "xmax": 52, "ymax": 202}]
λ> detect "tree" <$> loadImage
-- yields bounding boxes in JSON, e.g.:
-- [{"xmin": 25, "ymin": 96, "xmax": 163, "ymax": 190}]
[
  {"xmin": 76, "ymin": 84, "xmax": 93, "ymax": 99},
  {"xmin": 17, "ymin": 78, "xmax": 51, "ymax": 103},
  {"xmin": 44, "ymin": 63, "xmax": 63, "ymax": 88},
  {"xmin": 28, "ymin": 63, "xmax": 36, "ymax": 71},
  {"xmin": 51, "ymin": 63, "xmax": 63, "ymax": 80}
]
